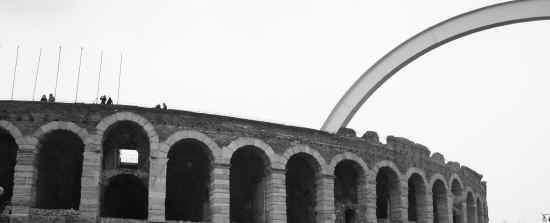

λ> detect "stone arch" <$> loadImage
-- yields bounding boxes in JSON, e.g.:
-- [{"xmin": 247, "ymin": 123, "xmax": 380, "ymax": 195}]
[
  {"xmin": 96, "ymin": 112, "xmax": 159, "ymax": 150},
  {"xmin": 407, "ymin": 168, "xmax": 429, "ymax": 223},
  {"xmin": 31, "ymin": 121, "xmax": 88, "ymax": 210},
  {"xmin": 431, "ymin": 176, "xmax": 450, "ymax": 223},
  {"xmin": 162, "ymin": 130, "xmax": 222, "ymax": 161},
  {"xmin": 227, "ymin": 138, "xmax": 275, "ymax": 223},
  {"xmin": 96, "ymin": 112, "xmax": 158, "ymax": 220},
  {"xmin": 284, "ymin": 147, "xmax": 327, "ymax": 223},
  {"xmin": 0, "ymin": 120, "xmax": 24, "ymax": 145},
  {"xmin": 429, "ymin": 173, "xmax": 448, "ymax": 191},
  {"xmin": 329, "ymin": 152, "xmax": 369, "ymax": 223},
  {"xmin": 223, "ymin": 137, "xmax": 279, "ymax": 168},
  {"xmin": 163, "ymin": 130, "xmax": 219, "ymax": 221},
  {"xmin": 321, "ymin": 0, "xmax": 550, "ymax": 133},
  {"xmin": 0, "ymin": 120, "xmax": 22, "ymax": 211},
  {"xmin": 373, "ymin": 160, "xmax": 403, "ymax": 222},
  {"xmin": 281, "ymin": 144, "xmax": 328, "ymax": 175},
  {"xmin": 450, "ymin": 174, "xmax": 465, "ymax": 223},
  {"xmin": 328, "ymin": 152, "xmax": 369, "ymax": 174}
]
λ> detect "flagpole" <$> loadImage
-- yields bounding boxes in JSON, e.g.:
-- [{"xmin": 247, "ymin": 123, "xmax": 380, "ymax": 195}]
[
  {"xmin": 10, "ymin": 45, "xmax": 20, "ymax": 100},
  {"xmin": 32, "ymin": 48, "xmax": 43, "ymax": 101},
  {"xmin": 95, "ymin": 50, "xmax": 103, "ymax": 103},
  {"xmin": 75, "ymin": 47, "xmax": 84, "ymax": 103},
  {"xmin": 54, "ymin": 46, "xmax": 62, "ymax": 97},
  {"xmin": 116, "ymin": 52, "xmax": 123, "ymax": 104}
]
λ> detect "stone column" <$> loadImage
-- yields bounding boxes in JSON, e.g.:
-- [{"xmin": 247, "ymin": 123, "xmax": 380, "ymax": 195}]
[
  {"xmin": 316, "ymin": 174, "xmax": 335, "ymax": 223},
  {"xmin": 268, "ymin": 168, "xmax": 286, "ymax": 223},
  {"xmin": 10, "ymin": 141, "xmax": 35, "ymax": 221},
  {"xmin": 148, "ymin": 154, "xmax": 167, "ymax": 222},
  {"xmin": 398, "ymin": 179, "xmax": 408, "ymax": 223},
  {"xmin": 447, "ymin": 192, "xmax": 455, "ymax": 223},
  {"xmin": 422, "ymin": 191, "xmax": 434, "ymax": 223},
  {"xmin": 210, "ymin": 163, "xmax": 230, "ymax": 223},
  {"xmin": 472, "ymin": 202, "xmax": 478, "ymax": 223},
  {"xmin": 78, "ymin": 142, "xmax": 101, "ymax": 222},
  {"xmin": 365, "ymin": 171, "xmax": 377, "ymax": 223}
]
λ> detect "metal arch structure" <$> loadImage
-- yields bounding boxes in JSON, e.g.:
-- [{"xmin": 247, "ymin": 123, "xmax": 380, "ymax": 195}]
[{"xmin": 321, "ymin": 0, "xmax": 550, "ymax": 133}]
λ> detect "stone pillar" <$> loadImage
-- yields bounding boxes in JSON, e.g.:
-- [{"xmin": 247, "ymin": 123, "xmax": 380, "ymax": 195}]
[
  {"xmin": 210, "ymin": 163, "xmax": 230, "ymax": 223},
  {"xmin": 423, "ymin": 191, "xmax": 434, "ymax": 223},
  {"xmin": 398, "ymin": 179, "xmax": 408, "ymax": 223},
  {"xmin": 365, "ymin": 171, "xmax": 377, "ymax": 223},
  {"xmin": 148, "ymin": 154, "xmax": 167, "ymax": 222},
  {"xmin": 316, "ymin": 174, "xmax": 335, "ymax": 223},
  {"xmin": 472, "ymin": 202, "xmax": 478, "ymax": 223},
  {"xmin": 268, "ymin": 168, "xmax": 286, "ymax": 223},
  {"xmin": 78, "ymin": 142, "xmax": 101, "ymax": 222},
  {"xmin": 447, "ymin": 192, "xmax": 454, "ymax": 223},
  {"xmin": 10, "ymin": 142, "xmax": 35, "ymax": 221}
]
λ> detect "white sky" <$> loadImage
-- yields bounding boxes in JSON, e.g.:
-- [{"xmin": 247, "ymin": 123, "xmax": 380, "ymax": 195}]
[{"xmin": 1, "ymin": 0, "xmax": 549, "ymax": 222}]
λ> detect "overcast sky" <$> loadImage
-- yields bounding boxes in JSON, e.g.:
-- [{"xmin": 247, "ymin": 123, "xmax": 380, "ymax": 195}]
[{"xmin": 1, "ymin": 0, "xmax": 549, "ymax": 222}]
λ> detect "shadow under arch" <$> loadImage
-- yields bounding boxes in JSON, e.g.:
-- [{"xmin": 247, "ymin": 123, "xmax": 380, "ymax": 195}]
[{"xmin": 322, "ymin": 0, "xmax": 550, "ymax": 133}]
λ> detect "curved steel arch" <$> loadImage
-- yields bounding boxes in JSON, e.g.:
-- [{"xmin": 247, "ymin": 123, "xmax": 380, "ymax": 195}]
[{"xmin": 322, "ymin": 0, "xmax": 550, "ymax": 133}]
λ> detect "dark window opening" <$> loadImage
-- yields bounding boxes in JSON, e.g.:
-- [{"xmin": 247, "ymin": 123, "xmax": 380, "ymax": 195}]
[
  {"xmin": 376, "ymin": 167, "xmax": 400, "ymax": 221},
  {"xmin": 230, "ymin": 146, "xmax": 268, "ymax": 223},
  {"xmin": 0, "ymin": 131, "xmax": 18, "ymax": 212},
  {"xmin": 466, "ymin": 193, "xmax": 475, "ymax": 223},
  {"xmin": 286, "ymin": 153, "xmax": 317, "ymax": 223},
  {"xmin": 166, "ymin": 139, "xmax": 211, "ymax": 221},
  {"xmin": 102, "ymin": 174, "xmax": 147, "ymax": 219}
]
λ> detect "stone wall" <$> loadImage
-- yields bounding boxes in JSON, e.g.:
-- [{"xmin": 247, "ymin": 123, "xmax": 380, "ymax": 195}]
[{"xmin": 0, "ymin": 101, "xmax": 488, "ymax": 223}]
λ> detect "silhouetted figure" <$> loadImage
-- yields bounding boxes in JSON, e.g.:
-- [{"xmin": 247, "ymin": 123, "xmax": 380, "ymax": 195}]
[
  {"xmin": 155, "ymin": 104, "xmax": 161, "ymax": 109},
  {"xmin": 162, "ymin": 103, "xmax": 167, "ymax": 110},
  {"xmin": 100, "ymin": 95, "xmax": 107, "ymax": 104},
  {"xmin": 48, "ymin": 94, "xmax": 55, "ymax": 103},
  {"xmin": 40, "ymin": 94, "xmax": 47, "ymax": 103},
  {"xmin": 106, "ymin": 97, "xmax": 113, "ymax": 105}
]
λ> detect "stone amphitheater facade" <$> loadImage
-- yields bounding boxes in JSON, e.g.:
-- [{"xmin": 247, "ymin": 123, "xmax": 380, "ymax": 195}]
[{"xmin": 0, "ymin": 101, "xmax": 487, "ymax": 223}]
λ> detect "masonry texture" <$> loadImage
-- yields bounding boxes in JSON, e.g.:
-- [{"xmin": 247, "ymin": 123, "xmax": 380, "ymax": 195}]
[{"xmin": 0, "ymin": 101, "xmax": 488, "ymax": 223}]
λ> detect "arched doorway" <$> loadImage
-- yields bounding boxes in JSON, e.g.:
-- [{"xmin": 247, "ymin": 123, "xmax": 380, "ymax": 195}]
[
  {"xmin": 102, "ymin": 174, "xmax": 147, "ymax": 219},
  {"xmin": 376, "ymin": 167, "xmax": 401, "ymax": 222},
  {"xmin": 408, "ymin": 173, "xmax": 428, "ymax": 223},
  {"xmin": 165, "ymin": 139, "xmax": 212, "ymax": 221},
  {"xmin": 35, "ymin": 129, "xmax": 84, "ymax": 210},
  {"xmin": 451, "ymin": 179, "xmax": 464, "ymax": 223},
  {"xmin": 334, "ymin": 160, "xmax": 365, "ymax": 223},
  {"xmin": 101, "ymin": 120, "xmax": 150, "ymax": 219},
  {"xmin": 0, "ymin": 129, "xmax": 18, "ymax": 211},
  {"xmin": 229, "ymin": 146, "xmax": 269, "ymax": 223},
  {"xmin": 286, "ymin": 153, "xmax": 321, "ymax": 223},
  {"xmin": 432, "ymin": 179, "xmax": 449, "ymax": 223}
]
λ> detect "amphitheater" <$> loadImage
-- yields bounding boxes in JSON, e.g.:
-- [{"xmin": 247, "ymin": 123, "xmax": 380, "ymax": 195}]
[{"xmin": 0, "ymin": 101, "xmax": 487, "ymax": 223}]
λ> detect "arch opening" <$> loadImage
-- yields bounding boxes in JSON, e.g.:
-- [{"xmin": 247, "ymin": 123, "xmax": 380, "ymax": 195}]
[
  {"xmin": 432, "ymin": 179, "xmax": 449, "ymax": 223},
  {"xmin": 165, "ymin": 139, "xmax": 212, "ymax": 221},
  {"xmin": 35, "ymin": 129, "xmax": 84, "ymax": 210},
  {"xmin": 408, "ymin": 173, "xmax": 427, "ymax": 223},
  {"xmin": 0, "ymin": 129, "xmax": 18, "ymax": 211},
  {"xmin": 102, "ymin": 174, "xmax": 148, "ymax": 219},
  {"xmin": 229, "ymin": 146, "xmax": 269, "ymax": 223},
  {"xmin": 376, "ymin": 167, "xmax": 401, "ymax": 222},
  {"xmin": 334, "ymin": 160, "xmax": 364, "ymax": 223},
  {"xmin": 466, "ymin": 193, "xmax": 475, "ymax": 223},
  {"xmin": 286, "ymin": 153, "xmax": 320, "ymax": 223},
  {"xmin": 101, "ymin": 120, "xmax": 150, "ymax": 219},
  {"xmin": 451, "ymin": 180, "xmax": 464, "ymax": 223}
]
